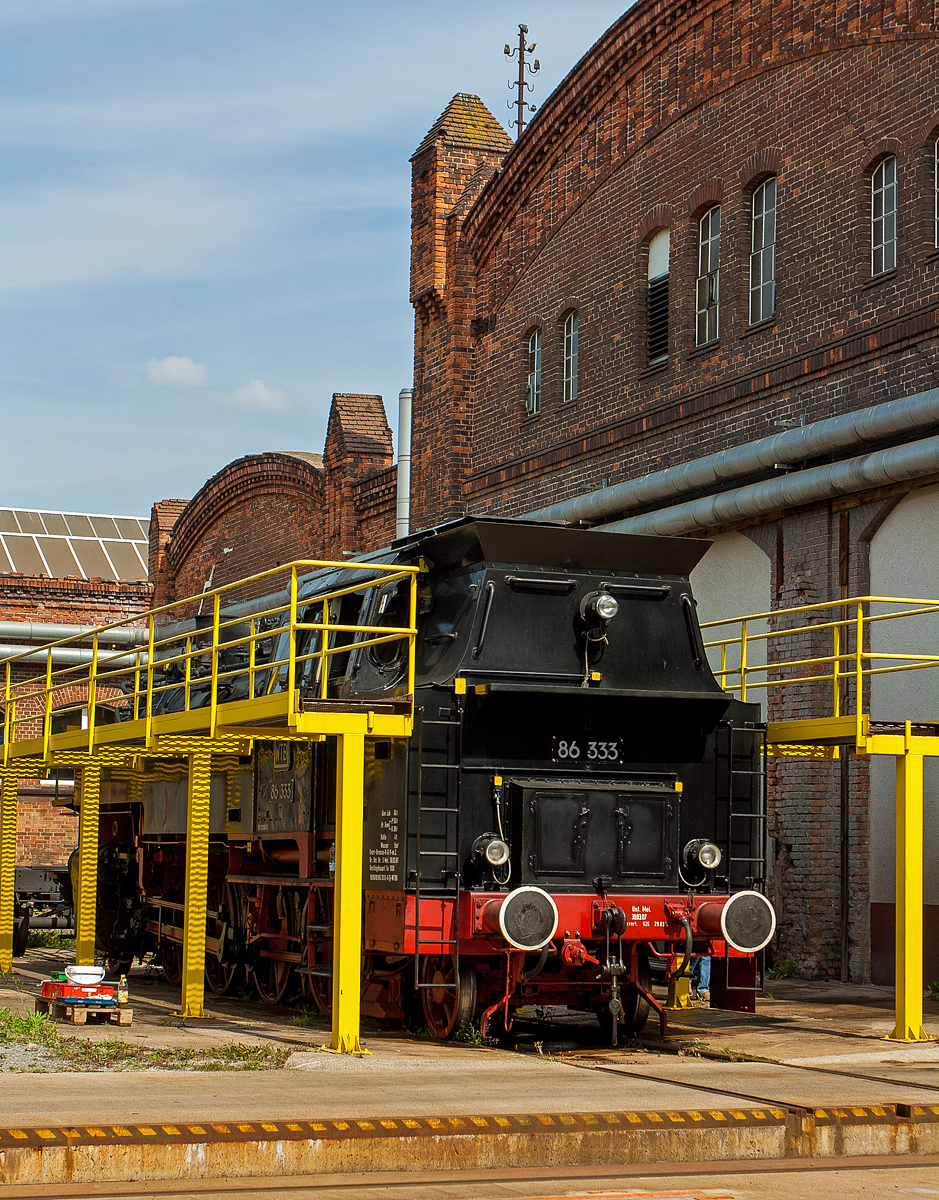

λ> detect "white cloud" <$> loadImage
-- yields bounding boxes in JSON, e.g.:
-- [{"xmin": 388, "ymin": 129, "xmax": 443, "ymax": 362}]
[
  {"xmin": 145, "ymin": 355, "xmax": 209, "ymax": 387},
  {"xmin": 210, "ymin": 378, "xmax": 293, "ymax": 415}
]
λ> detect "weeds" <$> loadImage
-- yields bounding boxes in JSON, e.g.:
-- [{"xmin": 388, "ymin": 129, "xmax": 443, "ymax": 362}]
[
  {"xmin": 925, "ymin": 980, "xmax": 939, "ymax": 1002},
  {"xmin": 0, "ymin": 1006, "xmax": 289, "ymax": 1072},
  {"xmin": 26, "ymin": 930, "xmax": 75, "ymax": 951},
  {"xmin": 289, "ymin": 1007, "xmax": 326, "ymax": 1029},
  {"xmin": 768, "ymin": 958, "xmax": 794, "ymax": 979},
  {"xmin": 454, "ymin": 1024, "xmax": 498, "ymax": 1048}
]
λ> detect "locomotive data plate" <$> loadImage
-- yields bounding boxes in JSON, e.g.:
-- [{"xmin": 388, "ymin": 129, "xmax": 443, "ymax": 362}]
[{"xmin": 551, "ymin": 736, "xmax": 624, "ymax": 763}]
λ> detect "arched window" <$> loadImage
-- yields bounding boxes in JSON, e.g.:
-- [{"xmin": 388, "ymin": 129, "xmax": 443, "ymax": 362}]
[
  {"xmin": 647, "ymin": 229, "xmax": 670, "ymax": 364},
  {"xmin": 871, "ymin": 156, "xmax": 897, "ymax": 275},
  {"xmin": 749, "ymin": 178, "xmax": 776, "ymax": 324},
  {"xmin": 934, "ymin": 138, "xmax": 938, "ymax": 249},
  {"xmin": 696, "ymin": 205, "xmax": 720, "ymax": 346},
  {"xmin": 525, "ymin": 329, "xmax": 542, "ymax": 415},
  {"xmin": 563, "ymin": 312, "xmax": 578, "ymax": 402}
]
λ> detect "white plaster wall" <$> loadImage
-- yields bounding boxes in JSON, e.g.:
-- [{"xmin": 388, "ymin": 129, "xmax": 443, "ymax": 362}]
[
  {"xmin": 690, "ymin": 531, "xmax": 772, "ymax": 718},
  {"xmin": 868, "ymin": 484, "xmax": 939, "ymax": 905}
]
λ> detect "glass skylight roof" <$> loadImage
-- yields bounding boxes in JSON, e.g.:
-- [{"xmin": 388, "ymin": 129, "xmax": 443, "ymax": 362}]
[{"xmin": 0, "ymin": 508, "xmax": 149, "ymax": 582}]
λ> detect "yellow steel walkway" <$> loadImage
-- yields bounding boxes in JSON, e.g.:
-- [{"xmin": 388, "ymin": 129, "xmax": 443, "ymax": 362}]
[
  {"xmin": 0, "ymin": 558, "xmax": 419, "ymax": 1053},
  {"xmin": 702, "ymin": 595, "xmax": 939, "ymax": 1043}
]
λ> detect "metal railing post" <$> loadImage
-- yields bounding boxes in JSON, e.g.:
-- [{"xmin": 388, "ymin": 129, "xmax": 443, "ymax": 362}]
[
  {"xmin": 248, "ymin": 618, "xmax": 256, "ymax": 700},
  {"xmin": 3, "ymin": 662, "xmax": 10, "ymax": 768},
  {"xmin": 288, "ymin": 567, "xmax": 298, "ymax": 715},
  {"xmin": 76, "ymin": 760, "xmax": 101, "ymax": 966},
  {"xmin": 87, "ymin": 633, "xmax": 98, "ymax": 754},
  {"xmin": 331, "ymin": 731, "xmax": 366, "ymax": 1053},
  {"xmin": 320, "ymin": 599, "xmax": 329, "ymax": 700},
  {"xmin": 740, "ymin": 620, "xmax": 748, "ymax": 703},
  {"xmin": 0, "ymin": 770, "xmax": 17, "ymax": 973},
  {"xmin": 185, "ymin": 635, "xmax": 192, "ymax": 712},
  {"xmin": 886, "ymin": 733, "xmax": 928, "ymax": 1042},
  {"xmin": 210, "ymin": 593, "xmax": 220, "ymax": 737},
  {"xmin": 855, "ymin": 602, "xmax": 864, "ymax": 737},
  {"xmin": 43, "ymin": 649, "xmax": 52, "ymax": 758},
  {"xmin": 178, "ymin": 747, "xmax": 212, "ymax": 1019},
  {"xmin": 145, "ymin": 617, "xmax": 155, "ymax": 746},
  {"xmin": 833, "ymin": 620, "xmax": 840, "ymax": 719}
]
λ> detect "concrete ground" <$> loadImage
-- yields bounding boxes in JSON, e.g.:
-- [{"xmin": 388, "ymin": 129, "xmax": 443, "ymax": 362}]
[{"xmin": 1, "ymin": 946, "xmax": 938, "ymax": 1125}]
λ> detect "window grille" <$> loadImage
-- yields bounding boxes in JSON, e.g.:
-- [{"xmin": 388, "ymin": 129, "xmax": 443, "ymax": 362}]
[
  {"xmin": 647, "ymin": 229, "xmax": 669, "ymax": 364},
  {"xmin": 526, "ymin": 329, "xmax": 542, "ymax": 415},
  {"xmin": 696, "ymin": 205, "xmax": 720, "ymax": 346},
  {"xmin": 749, "ymin": 178, "xmax": 776, "ymax": 324},
  {"xmin": 563, "ymin": 312, "xmax": 578, "ymax": 402},
  {"xmin": 871, "ymin": 156, "xmax": 897, "ymax": 275}
]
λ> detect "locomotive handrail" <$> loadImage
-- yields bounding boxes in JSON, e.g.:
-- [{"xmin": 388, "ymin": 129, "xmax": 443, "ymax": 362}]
[
  {"xmin": 1, "ymin": 557, "xmax": 421, "ymax": 763},
  {"xmin": 700, "ymin": 595, "xmax": 939, "ymax": 720}
]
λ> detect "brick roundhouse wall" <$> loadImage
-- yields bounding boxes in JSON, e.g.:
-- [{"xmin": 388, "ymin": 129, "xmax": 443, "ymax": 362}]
[{"xmin": 408, "ymin": 0, "xmax": 939, "ymax": 980}]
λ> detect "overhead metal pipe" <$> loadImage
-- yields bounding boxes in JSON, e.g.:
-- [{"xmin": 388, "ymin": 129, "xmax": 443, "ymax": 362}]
[
  {"xmin": 599, "ymin": 434, "xmax": 939, "ymax": 537},
  {"xmin": 0, "ymin": 644, "xmax": 147, "ymax": 667},
  {"xmin": 524, "ymin": 387, "xmax": 939, "ymax": 525},
  {"xmin": 396, "ymin": 387, "xmax": 413, "ymax": 540},
  {"xmin": 0, "ymin": 621, "xmax": 147, "ymax": 646}
]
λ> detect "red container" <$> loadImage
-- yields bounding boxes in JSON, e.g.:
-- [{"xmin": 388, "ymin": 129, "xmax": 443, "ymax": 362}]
[{"xmin": 41, "ymin": 979, "xmax": 116, "ymax": 1005}]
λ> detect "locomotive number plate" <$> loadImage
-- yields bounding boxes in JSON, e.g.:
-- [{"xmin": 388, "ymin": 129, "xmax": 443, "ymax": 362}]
[{"xmin": 551, "ymin": 737, "xmax": 623, "ymax": 762}]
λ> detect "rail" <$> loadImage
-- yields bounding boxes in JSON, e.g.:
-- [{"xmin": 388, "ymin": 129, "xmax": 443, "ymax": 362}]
[
  {"xmin": 701, "ymin": 594, "xmax": 939, "ymax": 737},
  {"xmin": 1, "ymin": 557, "xmax": 420, "ymax": 763}
]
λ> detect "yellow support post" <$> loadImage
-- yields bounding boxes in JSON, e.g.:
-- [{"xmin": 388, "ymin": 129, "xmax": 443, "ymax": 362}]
[
  {"xmin": 885, "ymin": 737, "xmax": 930, "ymax": 1041},
  {"xmin": 178, "ymin": 748, "xmax": 212, "ymax": 1019},
  {"xmin": 76, "ymin": 760, "xmax": 101, "ymax": 966},
  {"xmin": 0, "ymin": 771, "xmax": 17, "ymax": 974},
  {"xmin": 331, "ymin": 732, "xmax": 365, "ymax": 1053}
]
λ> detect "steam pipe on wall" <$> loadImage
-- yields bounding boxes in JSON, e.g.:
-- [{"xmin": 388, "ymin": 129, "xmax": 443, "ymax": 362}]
[
  {"xmin": 0, "ymin": 621, "xmax": 147, "ymax": 646},
  {"xmin": 524, "ymin": 387, "xmax": 939, "ymax": 525},
  {"xmin": 396, "ymin": 387, "xmax": 413, "ymax": 540},
  {"xmin": 598, "ymin": 434, "xmax": 939, "ymax": 537}
]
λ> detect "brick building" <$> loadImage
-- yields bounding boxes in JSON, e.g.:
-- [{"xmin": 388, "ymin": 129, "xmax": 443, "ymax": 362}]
[
  {"xmin": 406, "ymin": 1, "xmax": 939, "ymax": 982},
  {"xmin": 0, "ymin": 507, "xmax": 153, "ymax": 868},
  {"xmin": 149, "ymin": 391, "xmax": 397, "ymax": 609}
]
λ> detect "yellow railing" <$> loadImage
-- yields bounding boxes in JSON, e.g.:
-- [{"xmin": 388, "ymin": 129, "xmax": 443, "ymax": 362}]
[
  {"xmin": 701, "ymin": 595, "xmax": 939, "ymax": 715},
  {"xmin": 1, "ymin": 557, "xmax": 420, "ymax": 763}
]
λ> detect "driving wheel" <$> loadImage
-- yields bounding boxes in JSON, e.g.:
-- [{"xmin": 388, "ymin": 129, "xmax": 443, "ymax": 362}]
[{"xmin": 420, "ymin": 955, "xmax": 477, "ymax": 1039}]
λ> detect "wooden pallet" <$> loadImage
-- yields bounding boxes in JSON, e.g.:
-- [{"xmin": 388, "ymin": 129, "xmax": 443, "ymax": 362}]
[{"xmin": 35, "ymin": 998, "xmax": 133, "ymax": 1027}]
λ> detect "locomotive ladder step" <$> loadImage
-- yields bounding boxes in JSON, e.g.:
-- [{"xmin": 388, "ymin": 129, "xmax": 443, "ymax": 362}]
[
  {"xmin": 420, "ymin": 805, "xmax": 460, "ymax": 814},
  {"xmin": 306, "ymin": 922, "xmax": 333, "ymax": 932},
  {"xmin": 422, "ymin": 720, "xmax": 460, "ymax": 726},
  {"xmin": 420, "ymin": 763, "xmax": 459, "ymax": 770},
  {"xmin": 419, "ymin": 850, "xmax": 458, "ymax": 857},
  {"xmin": 730, "ymin": 769, "xmax": 764, "ymax": 776},
  {"xmin": 297, "ymin": 966, "xmax": 333, "ymax": 978}
]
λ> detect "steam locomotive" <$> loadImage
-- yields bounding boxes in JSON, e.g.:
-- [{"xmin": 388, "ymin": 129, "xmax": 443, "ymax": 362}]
[{"xmin": 83, "ymin": 517, "xmax": 775, "ymax": 1041}]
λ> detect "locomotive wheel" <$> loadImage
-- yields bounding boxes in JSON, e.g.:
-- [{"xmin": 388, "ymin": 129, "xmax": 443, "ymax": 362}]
[
  {"xmin": 420, "ymin": 956, "xmax": 477, "ymax": 1039},
  {"xmin": 159, "ymin": 940, "xmax": 182, "ymax": 986},
  {"xmin": 597, "ymin": 947, "xmax": 651, "ymax": 1039},
  {"xmin": 252, "ymin": 885, "xmax": 301, "ymax": 1006},
  {"xmin": 205, "ymin": 876, "xmax": 237, "ymax": 996}
]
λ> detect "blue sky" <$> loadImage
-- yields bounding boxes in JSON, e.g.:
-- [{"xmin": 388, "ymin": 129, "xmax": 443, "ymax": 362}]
[{"xmin": 1, "ymin": 0, "xmax": 628, "ymax": 517}]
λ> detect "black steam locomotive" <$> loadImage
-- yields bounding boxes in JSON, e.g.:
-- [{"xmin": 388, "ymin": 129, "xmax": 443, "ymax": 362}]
[{"xmin": 86, "ymin": 517, "xmax": 775, "ymax": 1040}]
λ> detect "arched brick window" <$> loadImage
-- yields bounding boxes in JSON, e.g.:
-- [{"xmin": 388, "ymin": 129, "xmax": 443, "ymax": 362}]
[
  {"xmin": 562, "ymin": 311, "xmax": 578, "ymax": 402},
  {"xmin": 646, "ymin": 229, "xmax": 670, "ymax": 364},
  {"xmin": 749, "ymin": 178, "xmax": 777, "ymax": 324},
  {"xmin": 696, "ymin": 206, "xmax": 720, "ymax": 346},
  {"xmin": 933, "ymin": 137, "xmax": 939, "ymax": 249},
  {"xmin": 525, "ymin": 328, "xmax": 542, "ymax": 415},
  {"xmin": 871, "ymin": 156, "xmax": 897, "ymax": 275}
]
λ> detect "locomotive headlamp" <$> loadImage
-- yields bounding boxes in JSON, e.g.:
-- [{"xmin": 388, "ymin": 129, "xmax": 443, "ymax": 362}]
[
  {"xmin": 473, "ymin": 833, "xmax": 510, "ymax": 868},
  {"xmin": 683, "ymin": 839, "xmax": 722, "ymax": 870},
  {"xmin": 580, "ymin": 591, "xmax": 619, "ymax": 624}
]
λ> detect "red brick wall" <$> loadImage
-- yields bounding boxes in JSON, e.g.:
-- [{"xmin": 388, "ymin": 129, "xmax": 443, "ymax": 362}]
[
  {"xmin": 15, "ymin": 788, "xmax": 77, "ymax": 868},
  {"xmin": 407, "ymin": 0, "xmax": 939, "ymax": 982}
]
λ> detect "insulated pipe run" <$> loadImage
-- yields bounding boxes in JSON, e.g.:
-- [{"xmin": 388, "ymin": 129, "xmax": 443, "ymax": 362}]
[
  {"xmin": 599, "ymin": 433, "xmax": 939, "ymax": 537},
  {"xmin": 0, "ymin": 621, "xmax": 147, "ymax": 646},
  {"xmin": 523, "ymin": 387, "xmax": 939, "ymax": 525},
  {"xmin": 0, "ymin": 644, "xmax": 147, "ymax": 666},
  {"xmin": 395, "ymin": 387, "xmax": 413, "ymax": 540}
]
